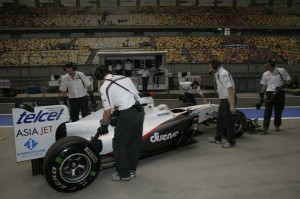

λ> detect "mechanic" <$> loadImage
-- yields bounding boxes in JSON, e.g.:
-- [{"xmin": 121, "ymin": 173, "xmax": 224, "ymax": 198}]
[
  {"xmin": 153, "ymin": 62, "xmax": 164, "ymax": 87},
  {"xmin": 258, "ymin": 59, "xmax": 292, "ymax": 134},
  {"xmin": 138, "ymin": 64, "xmax": 150, "ymax": 93},
  {"xmin": 60, "ymin": 62, "xmax": 96, "ymax": 122},
  {"xmin": 179, "ymin": 80, "xmax": 207, "ymax": 105},
  {"xmin": 124, "ymin": 58, "xmax": 134, "ymax": 77},
  {"xmin": 207, "ymin": 59, "xmax": 237, "ymax": 148},
  {"xmin": 114, "ymin": 61, "xmax": 123, "ymax": 75},
  {"xmin": 95, "ymin": 66, "xmax": 145, "ymax": 181}
]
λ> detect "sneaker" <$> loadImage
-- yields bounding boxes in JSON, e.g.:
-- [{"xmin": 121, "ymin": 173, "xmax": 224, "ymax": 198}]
[
  {"xmin": 130, "ymin": 170, "xmax": 136, "ymax": 179},
  {"xmin": 110, "ymin": 172, "xmax": 131, "ymax": 181},
  {"xmin": 275, "ymin": 126, "xmax": 280, "ymax": 132},
  {"xmin": 222, "ymin": 142, "xmax": 236, "ymax": 148},
  {"xmin": 208, "ymin": 137, "xmax": 221, "ymax": 144}
]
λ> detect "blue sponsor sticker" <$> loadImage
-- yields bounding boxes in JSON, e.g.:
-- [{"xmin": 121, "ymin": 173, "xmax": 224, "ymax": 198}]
[{"xmin": 24, "ymin": 138, "xmax": 38, "ymax": 150}]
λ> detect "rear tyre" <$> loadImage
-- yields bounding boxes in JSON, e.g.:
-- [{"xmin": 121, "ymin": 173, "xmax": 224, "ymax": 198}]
[
  {"xmin": 43, "ymin": 136, "xmax": 100, "ymax": 193},
  {"xmin": 233, "ymin": 110, "xmax": 247, "ymax": 138}
]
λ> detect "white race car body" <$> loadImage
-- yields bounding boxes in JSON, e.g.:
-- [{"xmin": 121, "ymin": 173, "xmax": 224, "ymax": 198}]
[
  {"xmin": 12, "ymin": 96, "xmax": 248, "ymax": 193},
  {"xmin": 12, "ymin": 97, "xmax": 218, "ymax": 162},
  {"xmin": 65, "ymin": 97, "xmax": 219, "ymax": 156}
]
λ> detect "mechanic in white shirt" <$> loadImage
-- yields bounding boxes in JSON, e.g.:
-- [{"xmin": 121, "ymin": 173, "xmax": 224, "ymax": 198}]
[
  {"xmin": 60, "ymin": 62, "xmax": 96, "ymax": 122},
  {"xmin": 124, "ymin": 58, "xmax": 134, "ymax": 77},
  {"xmin": 114, "ymin": 62, "xmax": 123, "ymax": 75},
  {"xmin": 207, "ymin": 59, "xmax": 237, "ymax": 148},
  {"xmin": 108, "ymin": 64, "xmax": 113, "ymax": 73},
  {"xmin": 94, "ymin": 66, "xmax": 145, "ymax": 181},
  {"xmin": 153, "ymin": 63, "xmax": 164, "ymax": 87},
  {"xmin": 179, "ymin": 81, "xmax": 207, "ymax": 105},
  {"xmin": 138, "ymin": 65, "xmax": 150, "ymax": 92},
  {"xmin": 258, "ymin": 59, "xmax": 292, "ymax": 134}
]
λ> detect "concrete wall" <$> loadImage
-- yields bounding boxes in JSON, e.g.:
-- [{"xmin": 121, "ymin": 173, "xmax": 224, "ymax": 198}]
[{"xmin": 1, "ymin": 63, "xmax": 299, "ymax": 92}]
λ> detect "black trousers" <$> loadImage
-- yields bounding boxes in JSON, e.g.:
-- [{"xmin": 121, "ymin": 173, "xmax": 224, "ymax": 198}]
[
  {"xmin": 113, "ymin": 107, "xmax": 145, "ymax": 178},
  {"xmin": 125, "ymin": 70, "xmax": 132, "ymax": 77},
  {"xmin": 183, "ymin": 93, "xmax": 197, "ymax": 105},
  {"xmin": 69, "ymin": 96, "xmax": 89, "ymax": 122},
  {"xmin": 141, "ymin": 77, "xmax": 149, "ymax": 92},
  {"xmin": 153, "ymin": 72, "xmax": 164, "ymax": 86},
  {"xmin": 263, "ymin": 91, "xmax": 285, "ymax": 129},
  {"xmin": 116, "ymin": 69, "xmax": 123, "ymax": 75},
  {"xmin": 215, "ymin": 99, "xmax": 236, "ymax": 145}
]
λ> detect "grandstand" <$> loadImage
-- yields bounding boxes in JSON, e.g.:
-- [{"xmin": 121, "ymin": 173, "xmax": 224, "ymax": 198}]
[{"xmin": 0, "ymin": 0, "xmax": 300, "ymax": 96}]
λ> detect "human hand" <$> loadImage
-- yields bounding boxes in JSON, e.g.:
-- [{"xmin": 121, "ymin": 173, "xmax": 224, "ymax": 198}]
[
  {"xmin": 256, "ymin": 102, "xmax": 262, "ymax": 110},
  {"xmin": 229, "ymin": 106, "xmax": 236, "ymax": 114},
  {"xmin": 259, "ymin": 92, "xmax": 265, "ymax": 103},
  {"xmin": 227, "ymin": 95, "xmax": 236, "ymax": 114},
  {"xmin": 97, "ymin": 124, "xmax": 108, "ymax": 136},
  {"xmin": 276, "ymin": 84, "xmax": 286, "ymax": 92},
  {"xmin": 88, "ymin": 91, "xmax": 96, "ymax": 104},
  {"xmin": 62, "ymin": 97, "xmax": 68, "ymax": 107},
  {"xmin": 90, "ymin": 102, "xmax": 97, "ymax": 112}
]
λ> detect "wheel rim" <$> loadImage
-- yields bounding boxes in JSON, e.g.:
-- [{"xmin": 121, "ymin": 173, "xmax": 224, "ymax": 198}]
[
  {"xmin": 233, "ymin": 117, "xmax": 243, "ymax": 133},
  {"xmin": 59, "ymin": 153, "xmax": 91, "ymax": 183}
]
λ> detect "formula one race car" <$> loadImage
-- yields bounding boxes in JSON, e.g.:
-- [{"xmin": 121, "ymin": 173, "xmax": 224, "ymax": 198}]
[{"xmin": 12, "ymin": 96, "xmax": 249, "ymax": 193}]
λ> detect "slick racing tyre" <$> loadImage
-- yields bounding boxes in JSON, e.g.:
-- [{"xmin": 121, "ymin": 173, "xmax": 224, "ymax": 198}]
[
  {"xmin": 233, "ymin": 110, "xmax": 247, "ymax": 138},
  {"xmin": 43, "ymin": 136, "xmax": 100, "ymax": 193}
]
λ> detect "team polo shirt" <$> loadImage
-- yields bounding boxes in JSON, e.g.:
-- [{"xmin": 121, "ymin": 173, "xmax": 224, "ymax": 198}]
[
  {"xmin": 215, "ymin": 67, "xmax": 235, "ymax": 99},
  {"xmin": 260, "ymin": 67, "xmax": 291, "ymax": 92},
  {"xmin": 115, "ymin": 64, "xmax": 122, "ymax": 70},
  {"xmin": 60, "ymin": 71, "xmax": 91, "ymax": 98},
  {"xmin": 179, "ymin": 81, "xmax": 203, "ymax": 96},
  {"xmin": 100, "ymin": 74, "xmax": 140, "ymax": 111},
  {"xmin": 124, "ymin": 62, "xmax": 134, "ymax": 70},
  {"xmin": 138, "ymin": 69, "xmax": 150, "ymax": 77}
]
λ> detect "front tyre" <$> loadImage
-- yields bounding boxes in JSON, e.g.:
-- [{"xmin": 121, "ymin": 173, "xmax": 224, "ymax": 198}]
[{"xmin": 43, "ymin": 136, "xmax": 100, "ymax": 193}]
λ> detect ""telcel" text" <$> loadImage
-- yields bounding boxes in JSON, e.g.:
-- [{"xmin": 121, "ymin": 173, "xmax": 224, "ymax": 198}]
[{"xmin": 16, "ymin": 109, "xmax": 64, "ymax": 124}]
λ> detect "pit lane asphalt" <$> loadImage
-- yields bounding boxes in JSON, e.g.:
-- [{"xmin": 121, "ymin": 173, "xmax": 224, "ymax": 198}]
[{"xmin": 1, "ymin": 94, "xmax": 300, "ymax": 199}]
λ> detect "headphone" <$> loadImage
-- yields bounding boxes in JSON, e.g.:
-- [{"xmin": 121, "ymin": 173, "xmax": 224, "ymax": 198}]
[
  {"xmin": 267, "ymin": 59, "xmax": 275, "ymax": 67},
  {"xmin": 63, "ymin": 62, "xmax": 77, "ymax": 71},
  {"xmin": 95, "ymin": 66, "xmax": 109, "ymax": 80},
  {"xmin": 209, "ymin": 59, "xmax": 221, "ymax": 69}
]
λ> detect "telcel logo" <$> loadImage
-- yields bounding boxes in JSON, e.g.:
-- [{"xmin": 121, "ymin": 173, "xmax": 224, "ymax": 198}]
[{"xmin": 17, "ymin": 108, "xmax": 64, "ymax": 124}]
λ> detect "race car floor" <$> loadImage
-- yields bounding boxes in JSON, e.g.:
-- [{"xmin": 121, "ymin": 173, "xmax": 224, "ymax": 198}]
[{"xmin": 1, "ymin": 97, "xmax": 300, "ymax": 199}]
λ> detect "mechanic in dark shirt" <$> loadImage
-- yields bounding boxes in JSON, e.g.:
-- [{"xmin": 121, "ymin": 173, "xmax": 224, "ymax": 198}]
[{"xmin": 95, "ymin": 66, "xmax": 145, "ymax": 181}]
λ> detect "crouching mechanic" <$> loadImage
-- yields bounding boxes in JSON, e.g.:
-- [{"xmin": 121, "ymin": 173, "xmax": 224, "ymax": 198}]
[
  {"xmin": 95, "ymin": 66, "xmax": 145, "ymax": 181},
  {"xmin": 179, "ymin": 80, "xmax": 207, "ymax": 105},
  {"xmin": 60, "ymin": 62, "xmax": 96, "ymax": 122}
]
